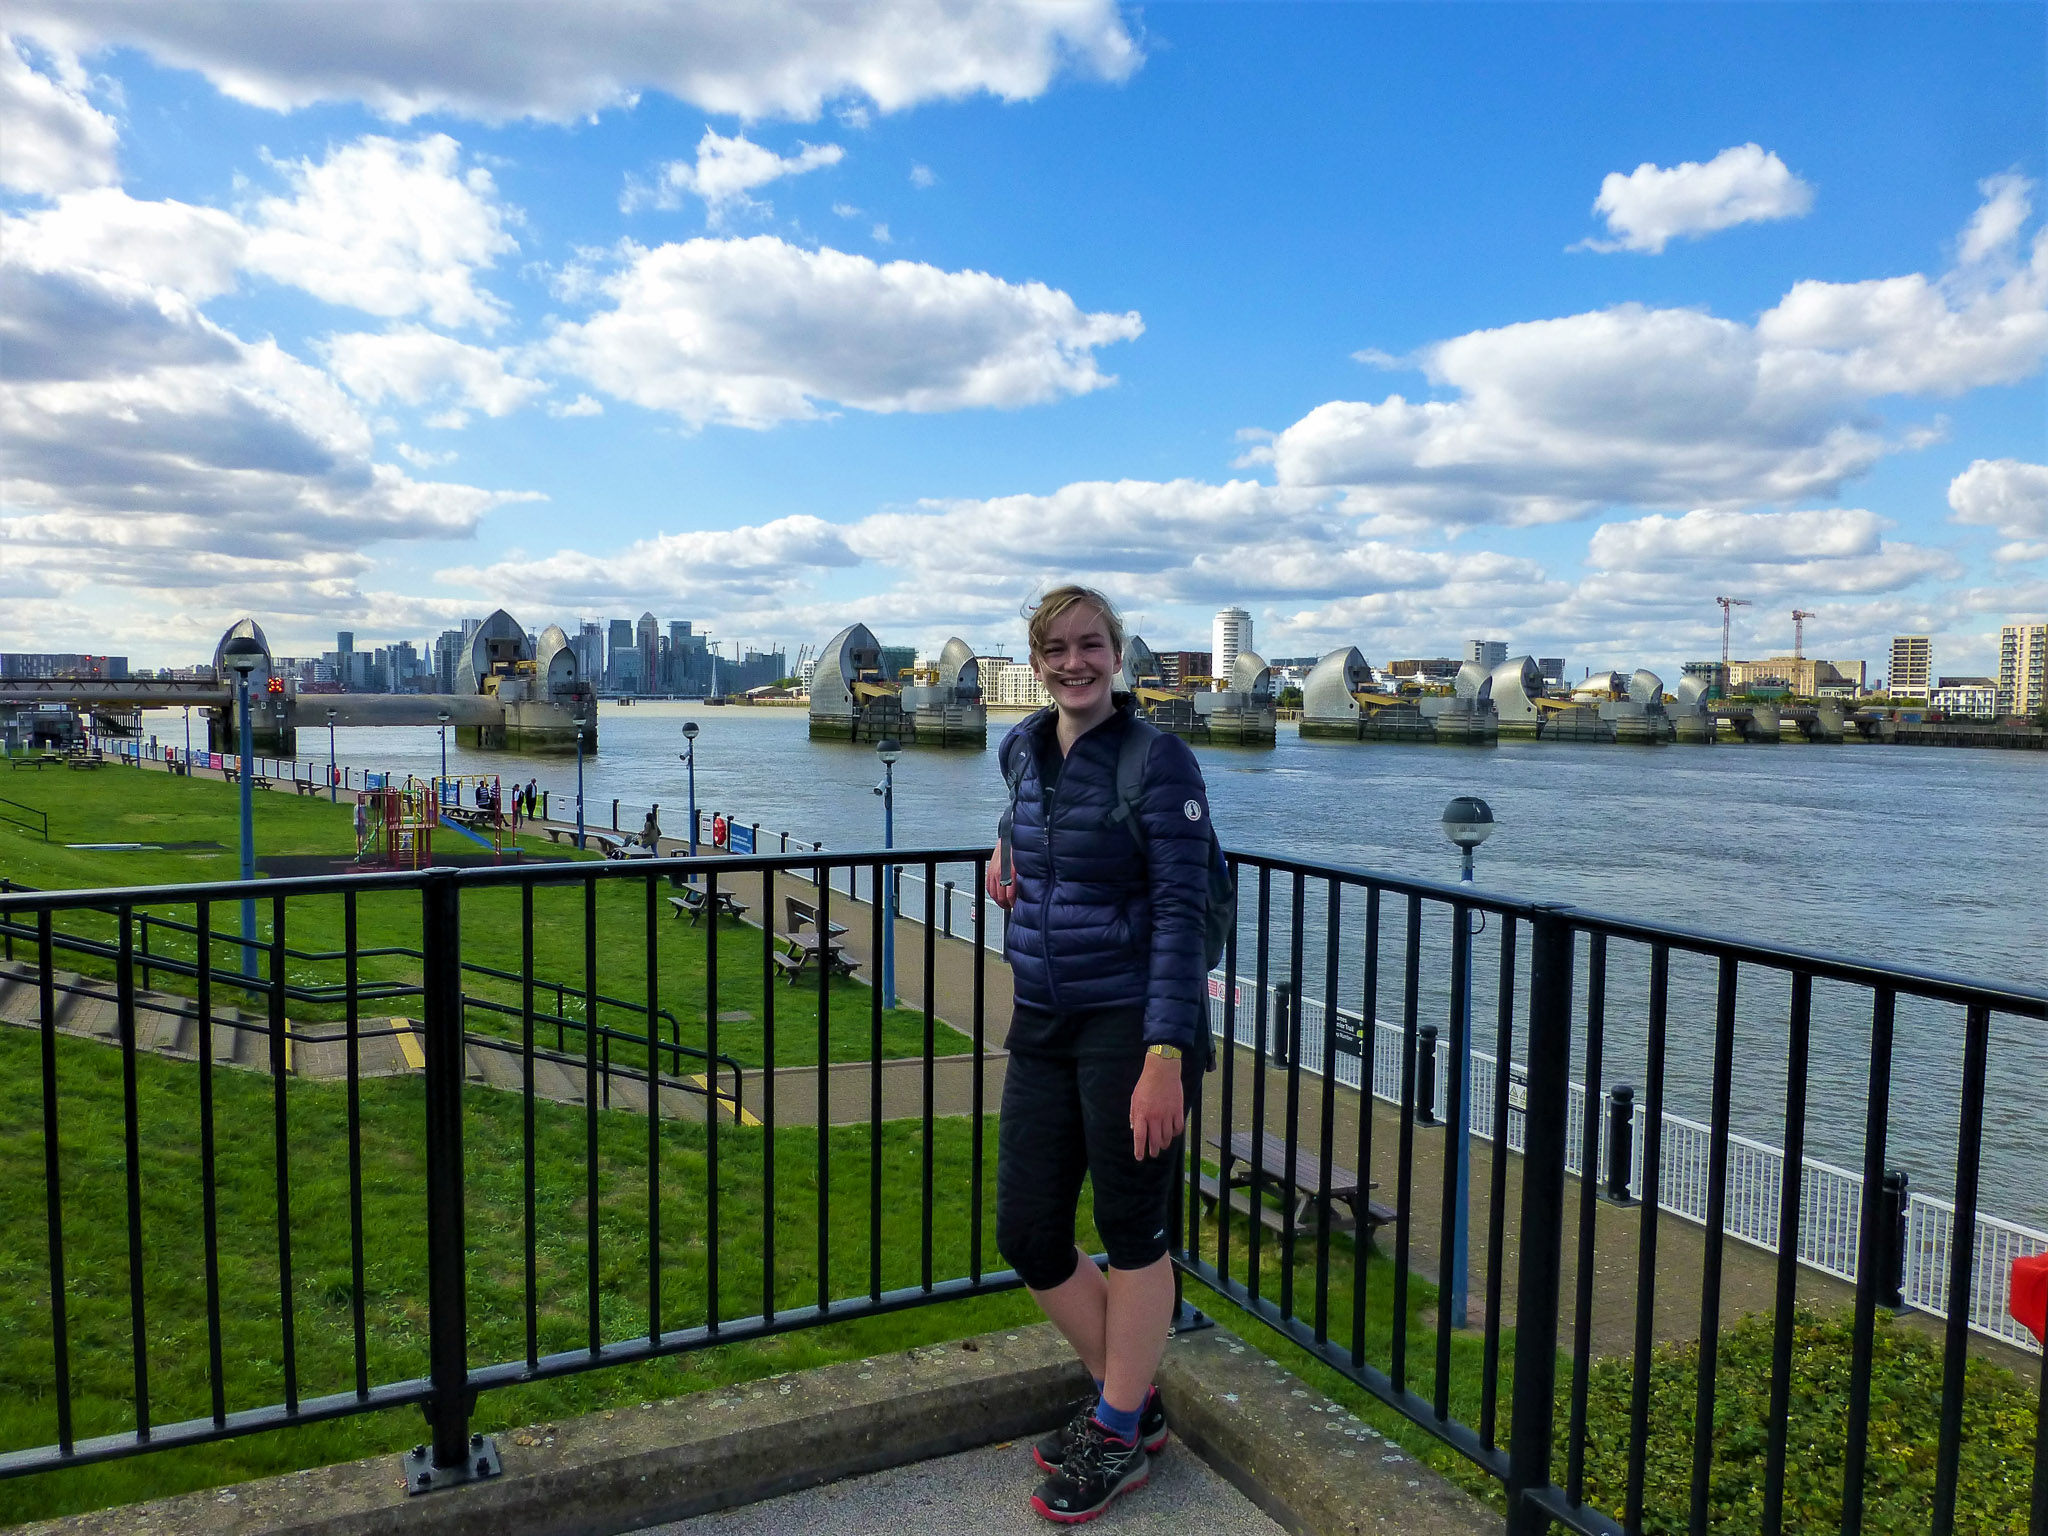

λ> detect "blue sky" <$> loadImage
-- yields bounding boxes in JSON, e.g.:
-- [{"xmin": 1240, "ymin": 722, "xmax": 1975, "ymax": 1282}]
[{"xmin": 3, "ymin": 1, "xmax": 2043, "ymax": 683}]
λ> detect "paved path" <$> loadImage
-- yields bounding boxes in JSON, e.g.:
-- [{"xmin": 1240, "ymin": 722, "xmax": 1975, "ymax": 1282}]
[{"xmin": 639, "ymin": 1437, "xmax": 1284, "ymax": 1535}]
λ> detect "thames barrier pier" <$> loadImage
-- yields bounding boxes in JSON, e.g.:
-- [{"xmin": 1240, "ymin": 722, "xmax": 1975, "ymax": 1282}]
[{"xmin": 808, "ymin": 623, "xmax": 986, "ymax": 746}]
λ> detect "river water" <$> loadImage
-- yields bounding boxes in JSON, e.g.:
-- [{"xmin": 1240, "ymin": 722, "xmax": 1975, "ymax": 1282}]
[{"xmin": 140, "ymin": 703, "xmax": 2047, "ymax": 1228}]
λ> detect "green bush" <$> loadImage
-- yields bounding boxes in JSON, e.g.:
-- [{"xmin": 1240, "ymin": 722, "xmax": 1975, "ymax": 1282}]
[{"xmin": 1575, "ymin": 1308, "xmax": 2039, "ymax": 1534}]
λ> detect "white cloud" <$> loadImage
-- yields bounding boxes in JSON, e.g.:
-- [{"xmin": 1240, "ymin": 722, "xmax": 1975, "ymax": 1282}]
[
  {"xmin": 545, "ymin": 235, "xmax": 1142, "ymax": 428},
  {"xmin": 0, "ymin": 33, "xmax": 118, "ymax": 195},
  {"xmin": 871, "ymin": 223, "xmax": 892, "ymax": 244},
  {"xmin": 1587, "ymin": 507, "xmax": 1959, "ymax": 594},
  {"xmin": 321, "ymin": 327, "xmax": 548, "ymax": 419},
  {"xmin": 243, "ymin": 134, "xmax": 520, "ymax": 330},
  {"xmin": 1263, "ymin": 178, "xmax": 2048, "ymax": 528},
  {"xmin": 11, "ymin": 0, "xmax": 1138, "ymax": 123},
  {"xmin": 441, "ymin": 514, "xmax": 860, "ymax": 609},
  {"xmin": 0, "ymin": 239, "xmax": 538, "ymax": 643},
  {"xmin": 1580, "ymin": 143, "xmax": 1813, "ymax": 255},
  {"xmin": 396, "ymin": 442, "xmax": 456, "ymax": 468},
  {"xmin": 547, "ymin": 393, "xmax": 604, "ymax": 418},
  {"xmin": 1949, "ymin": 457, "xmax": 2048, "ymax": 562},
  {"xmin": 3, "ymin": 186, "xmax": 247, "ymax": 301},
  {"xmin": 910, "ymin": 162, "xmax": 936, "ymax": 188},
  {"xmin": 625, "ymin": 129, "xmax": 842, "ymax": 218}
]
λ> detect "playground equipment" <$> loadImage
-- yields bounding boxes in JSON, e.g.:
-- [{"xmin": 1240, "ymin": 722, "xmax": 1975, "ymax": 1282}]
[{"xmin": 354, "ymin": 774, "xmax": 514, "ymax": 869}]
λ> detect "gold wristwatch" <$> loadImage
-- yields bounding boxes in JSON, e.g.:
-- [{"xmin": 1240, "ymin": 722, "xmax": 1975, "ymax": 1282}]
[{"xmin": 1147, "ymin": 1043, "xmax": 1182, "ymax": 1061}]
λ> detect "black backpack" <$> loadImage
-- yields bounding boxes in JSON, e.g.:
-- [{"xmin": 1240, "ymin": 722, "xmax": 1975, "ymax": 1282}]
[{"xmin": 997, "ymin": 711, "xmax": 1237, "ymax": 970}]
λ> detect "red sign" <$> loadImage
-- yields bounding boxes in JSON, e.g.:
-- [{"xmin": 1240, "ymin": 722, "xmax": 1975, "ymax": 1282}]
[
  {"xmin": 711, "ymin": 814, "xmax": 729, "ymax": 848},
  {"xmin": 2011, "ymin": 1251, "xmax": 2048, "ymax": 1345}
]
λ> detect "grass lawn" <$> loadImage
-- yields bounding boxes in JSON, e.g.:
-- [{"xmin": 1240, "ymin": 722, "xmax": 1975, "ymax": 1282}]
[
  {"xmin": 0, "ymin": 1024, "xmax": 1436, "ymax": 1525},
  {"xmin": 0, "ymin": 759, "xmax": 951, "ymax": 1068}
]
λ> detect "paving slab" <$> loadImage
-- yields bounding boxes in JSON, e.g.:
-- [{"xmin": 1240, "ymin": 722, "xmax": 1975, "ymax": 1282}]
[{"xmin": 642, "ymin": 1437, "xmax": 1284, "ymax": 1535}]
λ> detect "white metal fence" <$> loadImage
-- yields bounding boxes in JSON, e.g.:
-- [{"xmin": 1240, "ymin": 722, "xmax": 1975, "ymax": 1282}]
[{"xmin": 1204, "ymin": 974, "xmax": 2047, "ymax": 1357}]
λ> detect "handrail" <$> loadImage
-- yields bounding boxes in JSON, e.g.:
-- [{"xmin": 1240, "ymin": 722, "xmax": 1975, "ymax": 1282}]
[{"xmin": 0, "ymin": 795, "xmax": 49, "ymax": 841}]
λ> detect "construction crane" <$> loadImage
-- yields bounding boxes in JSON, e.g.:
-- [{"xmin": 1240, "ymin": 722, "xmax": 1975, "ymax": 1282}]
[
  {"xmin": 1716, "ymin": 596, "xmax": 1751, "ymax": 669},
  {"xmin": 1791, "ymin": 610, "xmax": 1816, "ymax": 661}
]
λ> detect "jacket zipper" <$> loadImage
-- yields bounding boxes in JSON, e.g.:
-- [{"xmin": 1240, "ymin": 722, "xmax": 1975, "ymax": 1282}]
[{"xmin": 1041, "ymin": 726, "xmax": 1064, "ymax": 1011}]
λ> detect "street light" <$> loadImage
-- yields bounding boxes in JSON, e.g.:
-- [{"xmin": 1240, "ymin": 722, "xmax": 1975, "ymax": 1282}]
[
  {"xmin": 874, "ymin": 737, "xmax": 901, "ymax": 1008},
  {"xmin": 326, "ymin": 708, "xmax": 339, "ymax": 803},
  {"xmin": 573, "ymin": 711, "xmax": 587, "ymax": 851},
  {"xmin": 1439, "ymin": 794, "xmax": 1497, "ymax": 1329},
  {"xmin": 436, "ymin": 709, "xmax": 451, "ymax": 783},
  {"xmin": 221, "ymin": 635, "xmax": 266, "ymax": 985},
  {"xmin": 182, "ymin": 705, "xmax": 192, "ymax": 774},
  {"xmin": 679, "ymin": 720, "xmax": 700, "ymax": 861}
]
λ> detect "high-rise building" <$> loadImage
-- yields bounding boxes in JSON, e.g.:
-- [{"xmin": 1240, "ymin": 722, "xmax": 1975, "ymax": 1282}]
[
  {"xmin": 1465, "ymin": 639, "xmax": 1508, "ymax": 669},
  {"xmin": 877, "ymin": 645, "xmax": 918, "ymax": 681},
  {"xmin": 607, "ymin": 618, "xmax": 636, "ymax": 691},
  {"xmin": 572, "ymin": 621, "xmax": 604, "ymax": 688},
  {"xmin": 432, "ymin": 629, "xmax": 465, "ymax": 692},
  {"xmin": 1998, "ymin": 622, "xmax": 2047, "ymax": 716},
  {"xmin": 1888, "ymin": 635, "xmax": 1932, "ymax": 700},
  {"xmin": 1537, "ymin": 657, "xmax": 1567, "ymax": 688},
  {"xmin": 1212, "ymin": 607, "xmax": 1252, "ymax": 687},
  {"xmin": 637, "ymin": 612, "xmax": 659, "ymax": 693},
  {"xmin": 1157, "ymin": 650, "xmax": 1213, "ymax": 690}
]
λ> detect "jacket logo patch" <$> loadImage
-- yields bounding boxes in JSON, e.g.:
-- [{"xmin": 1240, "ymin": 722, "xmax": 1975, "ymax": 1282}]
[{"xmin": 1183, "ymin": 799, "xmax": 1202, "ymax": 821}]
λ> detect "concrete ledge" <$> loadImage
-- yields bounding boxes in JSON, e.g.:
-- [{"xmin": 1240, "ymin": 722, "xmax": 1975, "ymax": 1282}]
[
  {"xmin": 18, "ymin": 1326, "xmax": 1091, "ymax": 1536},
  {"xmin": 1158, "ymin": 1324, "xmax": 1496, "ymax": 1536}
]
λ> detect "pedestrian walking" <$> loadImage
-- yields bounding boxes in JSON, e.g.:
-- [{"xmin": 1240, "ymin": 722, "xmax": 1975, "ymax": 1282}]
[{"xmin": 984, "ymin": 584, "xmax": 1221, "ymax": 1524}]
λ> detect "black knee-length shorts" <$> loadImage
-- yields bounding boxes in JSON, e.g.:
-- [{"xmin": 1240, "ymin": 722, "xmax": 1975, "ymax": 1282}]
[{"xmin": 994, "ymin": 1035, "xmax": 1202, "ymax": 1290}]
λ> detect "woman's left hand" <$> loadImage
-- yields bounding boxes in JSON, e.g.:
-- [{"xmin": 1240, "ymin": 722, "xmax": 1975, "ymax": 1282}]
[{"xmin": 1129, "ymin": 1053, "xmax": 1185, "ymax": 1160}]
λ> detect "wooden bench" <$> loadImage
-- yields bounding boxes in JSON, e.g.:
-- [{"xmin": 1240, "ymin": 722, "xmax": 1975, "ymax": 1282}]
[
  {"xmin": 1201, "ymin": 1129, "xmax": 1397, "ymax": 1238},
  {"xmin": 667, "ymin": 885, "xmax": 748, "ymax": 925},
  {"xmin": 773, "ymin": 895, "xmax": 858, "ymax": 983},
  {"xmin": 9, "ymin": 756, "xmax": 55, "ymax": 770},
  {"xmin": 292, "ymin": 779, "xmax": 325, "ymax": 796}
]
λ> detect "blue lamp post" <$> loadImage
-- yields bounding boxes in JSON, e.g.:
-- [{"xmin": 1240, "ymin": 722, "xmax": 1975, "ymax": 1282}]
[
  {"xmin": 1440, "ymin": 794, "xmax": 1496, "ymax": 1329},
  {"xmin": 874, "ymin": 737, "xmax": 901, "ymax": 1008},
  {"xmin": 221, "ymin": 636, "xmax": 265, "ymax": 984},
  {"xmin": 680, "ymin": 719, "xmax": 700, "ymax": 861},
  {"xmin": 326, "ymin": 707, "xmax": 338, "ymax": 803},
  {"xmin": 436, "ymin": 709, "xmax": 451, "ymax": 784},
  {"xmin": 182, "ymin": 705, "xmax": 192, "ymax": 774},
  {"xmin": 573, "ymin": 710, "xmax": 587, "ymax": 851}
]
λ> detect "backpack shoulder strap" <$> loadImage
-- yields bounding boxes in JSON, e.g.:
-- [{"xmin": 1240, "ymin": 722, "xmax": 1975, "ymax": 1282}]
[{"xmin": 1106, "ymin": 716, "xmax": 1162, "ymax": 844}]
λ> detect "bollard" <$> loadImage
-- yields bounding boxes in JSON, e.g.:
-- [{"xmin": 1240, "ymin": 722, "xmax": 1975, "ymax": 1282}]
[
  {"xmin": 780, "ymin": 830, "xmax": 789, "ymax": 853},
  {"xmin": 1272, "ymin": 980, "xmax": 1295, "ymax": 1066},
  {"xmin": 611, "ymin": 798, "xmax": 619, "ymax": 831},
  {"xmin": 943, "ymin": 880, "xmax": 955, "ymax": 937},
  {"xmin": 1876, "ymin": 1169, "xmax": 1909, "ymax": 1310},
  {"xmin": 1416, "ymin": 1022, "xmax": 1440, "ymax": 1124},
  {"xmin": 1605, "ymin": 1085, "xmax": 1637, "ymax": 1204}
]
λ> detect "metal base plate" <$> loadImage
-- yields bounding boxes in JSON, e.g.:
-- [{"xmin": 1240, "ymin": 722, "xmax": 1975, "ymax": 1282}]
[{"xmin": 403, "ymin": 1435, "xmax": 502, "ymax": 1495}]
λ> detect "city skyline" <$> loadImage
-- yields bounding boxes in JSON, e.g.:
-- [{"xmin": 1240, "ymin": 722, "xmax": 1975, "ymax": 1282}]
[{"xmin": 2, "ymin": 4, "xmax": 2042, "ymax": 686}]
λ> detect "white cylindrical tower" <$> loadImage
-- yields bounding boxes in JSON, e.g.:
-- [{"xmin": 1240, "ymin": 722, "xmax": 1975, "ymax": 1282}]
[{"xmin": 1212, "ymin": 607, "xmax": 1252, "ymax": 689}]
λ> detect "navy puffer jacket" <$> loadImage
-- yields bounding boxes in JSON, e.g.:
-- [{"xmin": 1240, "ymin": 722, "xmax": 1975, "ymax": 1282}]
[{"xmin": 1000, "ymin": 700, "xmax": 1213, "ymax": 1050}]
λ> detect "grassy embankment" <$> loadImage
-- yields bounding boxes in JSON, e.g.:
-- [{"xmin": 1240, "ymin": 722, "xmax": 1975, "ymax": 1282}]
[{"xmin": 0, "ymin": 758, "xmax": 941, "ymax": 1068}]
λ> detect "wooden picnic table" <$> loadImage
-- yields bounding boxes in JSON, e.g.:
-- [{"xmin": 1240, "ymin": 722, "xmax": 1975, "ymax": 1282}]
[
  {"xmin": 1203, "ymin": 1128, "xmax": 1396, "ymax": 1237},
  {"xmin": 667, "ymin": 884, "xmax": 748, "ymax": 925}
]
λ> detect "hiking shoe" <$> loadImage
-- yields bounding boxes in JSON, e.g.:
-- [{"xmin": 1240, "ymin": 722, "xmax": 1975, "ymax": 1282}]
[
  {"xmin": 1030, "ymin": 1417, "xmax": 1150, "ymax": 1524},
  {"xmin": 1032, "ymin": 1388, "xmax": 1167, "ymax": 1472}
]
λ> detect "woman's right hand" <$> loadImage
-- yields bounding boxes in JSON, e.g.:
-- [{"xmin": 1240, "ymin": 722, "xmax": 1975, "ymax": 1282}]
[{"xmin": 984, "ymin": 849, "xmax": 1015, "ymax": 910}]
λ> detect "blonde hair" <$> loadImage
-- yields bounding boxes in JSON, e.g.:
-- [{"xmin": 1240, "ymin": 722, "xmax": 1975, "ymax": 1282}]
[{"xmin": 1026, "ymin": 584, "xmax": 1125, "ymax": 661}]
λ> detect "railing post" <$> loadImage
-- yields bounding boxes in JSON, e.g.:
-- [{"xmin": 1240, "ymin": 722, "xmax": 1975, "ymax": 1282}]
[
  {"xmin": 943, "ymin": 881, "xmax": 955, "ymax": 938},
  {"xmin": 1605, "ymin": 1084, "xmax": 1637, "ymax": 1204},
  {"xmin": 611, "ymin": 798, "xmax": 619, "ymax": 831},
  {"xmin": 1506, "ymin": 908, "xmax": 1575, "ymax": 1535},
  {"xmin": 406, "ymin": 871, "xmax": 499, "ymax": 1494},
  {"xmin": 1876, "ymin": 1169, "xmax": 1909, "ymax": 1311},
  {"xmin": 1416, "ymin": 1021, "xmax": 1439, "ymax": 1124}
]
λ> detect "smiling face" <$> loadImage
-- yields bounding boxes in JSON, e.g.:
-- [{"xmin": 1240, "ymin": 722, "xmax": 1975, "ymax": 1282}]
[{"xmin": 1030, "ymin": 599, "xmax": 1122, "ymax": 728}]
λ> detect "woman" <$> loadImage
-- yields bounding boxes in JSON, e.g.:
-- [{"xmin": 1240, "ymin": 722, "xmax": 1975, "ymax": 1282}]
[{"xmin": 986, "ymin": 584, "xmax": 1215, "ymax": 1524}]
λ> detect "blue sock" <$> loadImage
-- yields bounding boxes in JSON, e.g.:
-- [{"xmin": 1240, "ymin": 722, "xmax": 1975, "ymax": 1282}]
[{"xmin": 1093, "ymin": 1392, "xmax": 1142, "ymax": 1444}]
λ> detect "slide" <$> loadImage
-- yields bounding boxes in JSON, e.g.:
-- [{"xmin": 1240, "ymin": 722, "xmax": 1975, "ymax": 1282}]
[{"xmin": 437, "ymin": 815, "xmax": 497, "ymax": 852}]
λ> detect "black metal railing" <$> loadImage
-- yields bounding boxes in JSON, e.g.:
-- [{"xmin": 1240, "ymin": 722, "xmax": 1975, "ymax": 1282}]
[{"xmin": 0, "ymin": 847, "xmax": 2042, "ymax": 1534}]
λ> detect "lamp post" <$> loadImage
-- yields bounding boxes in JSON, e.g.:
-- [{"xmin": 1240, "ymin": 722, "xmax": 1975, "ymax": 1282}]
[
  {"xmin": 874, "ymin": 737, "xmax": 900, "ymax": 1008},
  {"xmin": 326, "ymin": 707, "xmax": 338, "ymax": 803},
  {"xmin": 573, "ymin": 711, "xmax": 587, "ymax": 851},
  {"xmin": 436, "ymin": 709, "xmax": 451, "ymax": 783},
  {"xmin": 221, "ymin": 636, "xmax": 266, "ymax": 984},
  {"xmin": 1440, "ymin": 795, "xmax": 1496, "ymax": 1329},
  {"xmin": 679, "ymin": 720, "xmax": 700, "ymax": 861},
  {"xmin": 182, "ymin": 705, "xmax": 192, "ymax": 774}
]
